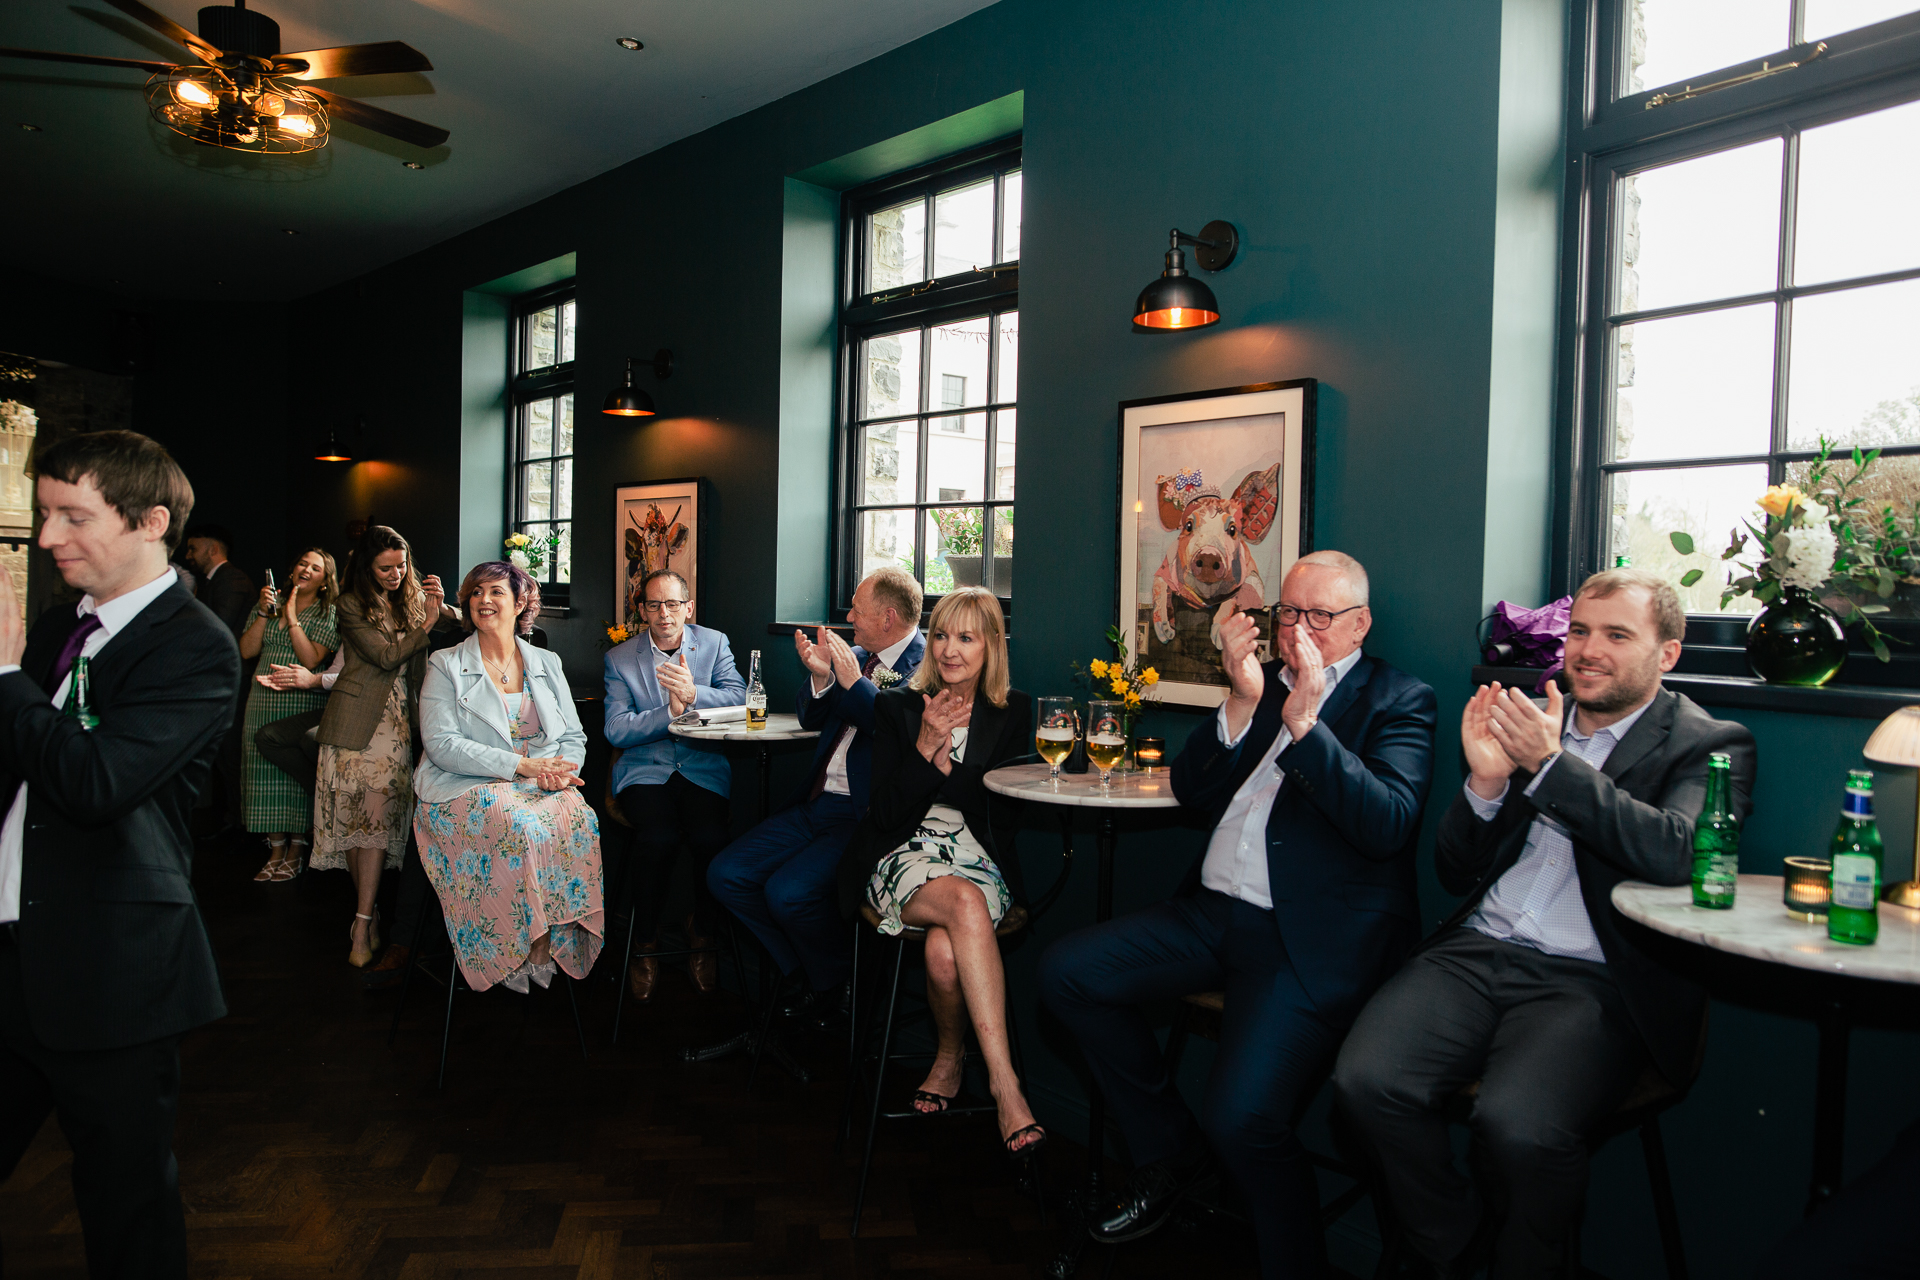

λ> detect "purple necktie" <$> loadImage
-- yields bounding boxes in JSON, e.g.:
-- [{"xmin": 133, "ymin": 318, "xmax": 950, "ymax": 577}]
[
  {"xmin": 808, "ymin": 653, "xmax": 882, "ymax": 800},
  {"xmin": 47, "ymin": 613, "xmax": 103, "ymax": 695}
]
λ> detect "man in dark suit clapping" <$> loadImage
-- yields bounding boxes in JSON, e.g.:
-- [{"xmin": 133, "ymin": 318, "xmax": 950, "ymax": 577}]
[
  {"xmin": 1333, "ymin": 568, "xmax": 1757, "ymax": 1279},
  {"xmin": 0, "ymin": 431, "xmax": 237, "ymax": 1278},
  {"xmin": 1041, "ymin": 550, "xmax": 1438, "ymax": 1278}
]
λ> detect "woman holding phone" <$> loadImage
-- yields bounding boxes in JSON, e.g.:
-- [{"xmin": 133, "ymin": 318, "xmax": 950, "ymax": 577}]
[
  {"xmin": 313, "ymin": 525, "xmax": 454, "ymax": 966},
  {"xmin": 238, "ymin": 547, "xmax": 339, "ymax": 881}
]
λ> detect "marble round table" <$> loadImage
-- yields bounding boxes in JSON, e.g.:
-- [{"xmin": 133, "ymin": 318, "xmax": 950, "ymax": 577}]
[
  {"xmin": 669, "ymin": 713, "xmax": 818, "ymax": 822},
  {"xmin": 984, "ymin": 762, "xmax": 1182, "ymax": 1217},
  {"xmin": 1613, "ymin": 874, "xmax": 1920, "ymax": 1211}
]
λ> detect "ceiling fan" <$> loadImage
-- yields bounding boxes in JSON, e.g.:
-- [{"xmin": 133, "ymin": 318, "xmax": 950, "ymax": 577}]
[{"xmin": 0, "ymin": 0, "xmax": 448, "ymax": 154}]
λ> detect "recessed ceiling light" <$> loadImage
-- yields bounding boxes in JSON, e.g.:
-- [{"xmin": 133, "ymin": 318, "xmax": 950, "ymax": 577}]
[
  {"xmin": 615, "ymin": 37, "xmax": 643, "ymax": 50},
  {"xmin": 283, "ymin": 228, "xmax": 300, "ymax": 235},
  {"xmin": 403, "ymin": 160, "xmax": 423, "ymax": 169},
  {"xmin": 19, "ymin": 123, "xmax": 42, "ymax": 132}
]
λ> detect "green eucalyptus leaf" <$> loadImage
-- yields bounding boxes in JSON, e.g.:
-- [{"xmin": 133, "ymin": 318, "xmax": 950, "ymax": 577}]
[
  {"xmin": 1872, "ymin": 635, "xmax": 1892, "ymax": 662},
  {"xmin": 1679, "ymin": 568, "xmax": 1703, "ymax": 587},
  {"xmin": 1668, "ymin": 531, "xmax": 1695, "ymax": 555}
]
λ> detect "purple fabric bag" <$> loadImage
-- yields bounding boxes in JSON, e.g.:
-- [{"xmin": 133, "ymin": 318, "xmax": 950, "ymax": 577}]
[{"xmin": 1483, "ymin": 596, "xmax": 1573, "ymax": 692}]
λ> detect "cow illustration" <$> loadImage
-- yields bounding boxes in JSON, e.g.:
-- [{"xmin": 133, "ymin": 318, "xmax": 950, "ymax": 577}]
[
  {"xmin": 1150, "ymin": 464, "xmax": 1280, "ymax": 649},
  {"xmin": 624, "ymin": 502, "xmax": 689, "ymax": 623}
]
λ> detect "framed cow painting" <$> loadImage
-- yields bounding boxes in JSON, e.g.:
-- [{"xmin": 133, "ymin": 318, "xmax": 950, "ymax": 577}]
[
  {"xmin": 614, "ymin": 478, "xmax": 704, "ymax": 633},
  {"xmin": 1117, "ymin": 380, "xmax": 1316, "ymax": 707}
]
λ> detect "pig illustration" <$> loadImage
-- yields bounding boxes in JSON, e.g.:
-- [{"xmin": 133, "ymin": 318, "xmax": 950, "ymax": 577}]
[
  {"xmin": 624, "ymin": 502, "xmax": 689, "ymax": 621},
  {"xmin": 1150, "ymin": 464, "xmax": 1280, "ymax": 649}
]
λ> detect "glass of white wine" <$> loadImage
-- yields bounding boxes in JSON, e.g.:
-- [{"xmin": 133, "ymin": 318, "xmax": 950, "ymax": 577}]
[
  {"xmin": 1036, "ymin": 696, "xmax": 1077, "ymax": 789},
  {"xmin": 1086, "ymin": 700, "xmax": 1127, "ymax": 789}
]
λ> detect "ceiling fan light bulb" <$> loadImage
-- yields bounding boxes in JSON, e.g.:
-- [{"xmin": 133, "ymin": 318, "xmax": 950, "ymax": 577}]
[
  {"xmin": 256, "ymin": 94, "xmax": 285, "ymax": 117},
  {"xmin": 277, "ymin": 113, "xmax": 316, "ymax": 137},
  {"xmin": 175, "ymin": 78, "xmax": 216, "ymax": 108}
]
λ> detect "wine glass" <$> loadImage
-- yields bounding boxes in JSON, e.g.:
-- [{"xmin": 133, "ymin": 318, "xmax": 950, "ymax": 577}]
[
  {"xmin": 1087, "ymin": 700, "xmax": 1126, "ymax": 789},
  {"xmin": 1036, "ymin": 696, "xmax": 1077, "ymax": 788}
]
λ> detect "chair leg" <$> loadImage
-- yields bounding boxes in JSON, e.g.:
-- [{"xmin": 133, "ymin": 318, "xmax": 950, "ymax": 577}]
[
  {"xmin": 566, "ymin": 973, "xmax": 589, "ymax": 1065},
  {"xmin": 1005, "ymin": 1009, "xmax": 1046, "ymax": 1228},
  {"xmin": 436, "ymin": 954, "xmax": 459, "ymax": 1092},
  {"xmin": 851, "ymin": 937, "xmax": 906, "ymax": 1238},
  {"xmin": 610, "ymin": 904, "xmax": 637, "ymax": 1046},
  {"xmin": 1640, "ymin": 1115, "xmax": 1688, "ymax": 1280},
  {"xmin": 747, "ymin": 963, "xmax": 787, "ymax": 1091},
  {"xmin": 837, "ymin": 924, "xmax": 867, "ymax": 1154},
  {"xmin": 387, "ymin": 878, "xmax": 436, "ymax": 1047}
]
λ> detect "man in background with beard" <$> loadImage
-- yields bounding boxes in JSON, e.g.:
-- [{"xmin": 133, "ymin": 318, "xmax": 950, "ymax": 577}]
[{"xmin": 1334, "ymin": 568, "xmax": 1757, "ymax": 1280}]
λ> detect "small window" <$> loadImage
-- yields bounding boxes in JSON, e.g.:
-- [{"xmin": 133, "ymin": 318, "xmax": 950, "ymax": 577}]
[{"xmin": 509, "ymin": 289, "xmax": 575, "ymax": 606}]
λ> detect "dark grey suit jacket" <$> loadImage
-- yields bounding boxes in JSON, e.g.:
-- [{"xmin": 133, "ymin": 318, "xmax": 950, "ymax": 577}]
[
  {"xmin": 0, "ymin": 578, "xmax": 237, "ymax": 1051},
  {"xmin": 197, "ymin": 560, "xmax": 256, "ymax": 638},
  {"xmin": 1432, "ymin": 685, "xmax": 1757, "ymax": 1087}
]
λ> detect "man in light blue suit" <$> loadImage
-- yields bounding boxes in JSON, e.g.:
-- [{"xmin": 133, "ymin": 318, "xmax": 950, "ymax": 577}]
[
  {"xmin": 604, "ymin": 569, "xmax": 746, "ymax": 1002},
  {"xmin": 707, "ymin": 567, "xmax": 924, "ymax": 1017}
]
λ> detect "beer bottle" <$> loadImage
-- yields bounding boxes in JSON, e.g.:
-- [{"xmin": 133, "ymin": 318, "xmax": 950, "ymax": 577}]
[
  {"xmin": 63, "ymin": 655, "xmax": 100, "ymax": 731},
  {"xmin": 1827, "ymin": 769, "xmax": 1882, "ymax": 946},
  {"xmin": 1613, "ymin": 553, "xmax": 1632, "ymax": 568},
  {"xmin": 1690, "ymin": 752, "xmax": 1738, "ymax": 908},
  {"xmin": 745, "ymin": 649, "xmax": 767, "ymax": 730}
]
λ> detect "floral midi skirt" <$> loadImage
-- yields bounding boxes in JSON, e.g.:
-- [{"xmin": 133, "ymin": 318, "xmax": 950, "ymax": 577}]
[
  {"xmin": 866, "ymin": 803, "xmax": 1010, "ymax": 936},
  {"xmin": 311, "ymin": 677, "xmax": 411, "ymax": 869},
  {"xmin": 414, "ymin": 779, "xmax": 605, "ymax": 992}
]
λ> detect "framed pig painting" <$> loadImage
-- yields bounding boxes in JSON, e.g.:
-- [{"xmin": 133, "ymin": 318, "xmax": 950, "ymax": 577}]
[
  {"xmin": 1117, "ymin": 380, "xmax": 1316, "ymax": 707},
  {"xmin": 614, "ymin": 478, "xmax": 703, "ymax": 632}
]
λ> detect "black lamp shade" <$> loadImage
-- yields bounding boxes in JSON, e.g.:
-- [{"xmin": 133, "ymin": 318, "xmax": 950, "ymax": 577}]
[
  {"xmin": 601, "ymin": 356, "xmax": 658, "ymax": 417},
  {"xmin": 1134, "ymin": 249, "xmax": 1221, "ymax": 331},
  {"xmin": 314, "ymin": 424, "xmax": 352, "ymax": 462}
]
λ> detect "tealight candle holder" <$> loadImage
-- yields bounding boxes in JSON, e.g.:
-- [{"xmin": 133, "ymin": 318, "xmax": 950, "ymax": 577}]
[
  {"xmin": 1783, "ymin": 856, "xmax": 1832, "ymax": 922},
  {"xmin": 1134, "ymin": 737, "xmax": 1166, "ymax": 772}
]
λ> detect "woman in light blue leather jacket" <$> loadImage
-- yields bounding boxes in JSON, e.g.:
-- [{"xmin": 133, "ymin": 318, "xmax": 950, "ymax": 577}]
[{"xmin": 412, "ymin": 561, "xmax": 603, "ymax": 992}]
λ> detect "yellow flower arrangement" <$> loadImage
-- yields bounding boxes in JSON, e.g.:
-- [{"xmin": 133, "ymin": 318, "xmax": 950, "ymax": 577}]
[
  {"xmin": 1141, "ymin": 667, "xmax": 1159, "ymax": 686},
  {"xmin": 599, "ymin": 621, "xmax": 632, "ymax": 650},
  {"xmin": 1089, "ymin": 659, "xmax": 1110, "ymax": 678},
  {"xmin": 1071, "ymin": 625, "xmax": 1162, "ymax": 733},
  {"xmin": 1756, "ymin": 484, "xmax": 1807, "ymax": 519}
]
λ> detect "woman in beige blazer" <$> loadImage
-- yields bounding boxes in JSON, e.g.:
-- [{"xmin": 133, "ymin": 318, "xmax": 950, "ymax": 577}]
[{"xmin": 313, "ymin": 525, "xmax": 454, "ymax": 966}]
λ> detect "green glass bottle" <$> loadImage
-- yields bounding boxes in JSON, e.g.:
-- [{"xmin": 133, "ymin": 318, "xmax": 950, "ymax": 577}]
[
  {"xmin": 62, "ymin": 654, "xmax": 100, "ymax": 731},
  {"xmin": 1827, "ymin": 769, "xmax": 1882, "ymax": 946},
  {"xmin": 1690, "ymin": 752, "xmax": 1738, "ymax": 908},
  {"xmin": 1613, "ymin": 553, "xmax": 1632, "ymax": 568}
]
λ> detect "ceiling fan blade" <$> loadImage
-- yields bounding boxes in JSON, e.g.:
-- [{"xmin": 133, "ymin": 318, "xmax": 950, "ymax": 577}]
[
  {"xmin": 274, "ymin": 41, "xmax": 433, "ymax": 80},
  {"xmin": 304, "ymin": 85, "xmax": 448, "ymax": 149},
  {"xmin": 99, "ymin": 0, "xmax": 222, "ymax": 66},
  {"xmin": 0, "ymin": 46, "xmax": 178, "ymax": 73}
]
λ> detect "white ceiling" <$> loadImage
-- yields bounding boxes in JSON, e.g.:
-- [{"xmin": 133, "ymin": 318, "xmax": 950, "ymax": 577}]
[{"xmin": 0, "ymin": 0, "xmax": 998, "ymax": 300}]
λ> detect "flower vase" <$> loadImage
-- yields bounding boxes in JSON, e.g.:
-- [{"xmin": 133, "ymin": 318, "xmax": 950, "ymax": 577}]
[{"xmin": 1745, "ymin": 588, "xmax": 1848, "ymax": 686}]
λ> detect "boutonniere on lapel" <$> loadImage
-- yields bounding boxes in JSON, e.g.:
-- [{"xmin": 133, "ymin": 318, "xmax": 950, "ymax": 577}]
[{"xmin": 874, "ymin": 667, "xmax": 904, "ymax": 689}]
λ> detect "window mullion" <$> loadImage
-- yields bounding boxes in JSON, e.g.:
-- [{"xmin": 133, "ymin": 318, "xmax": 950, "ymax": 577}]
[{"xmin": 1771, "ymin": 127, "xmax": 1800, "ymax": 474}]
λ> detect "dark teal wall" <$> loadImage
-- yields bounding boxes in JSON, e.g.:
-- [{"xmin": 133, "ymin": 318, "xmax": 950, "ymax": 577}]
[{"xmin": 21, "ymin": 0, "xmax": 1913, "ymax": 1275}]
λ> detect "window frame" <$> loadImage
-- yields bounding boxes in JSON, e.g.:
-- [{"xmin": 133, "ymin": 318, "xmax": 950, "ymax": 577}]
[
  {"xmin": 508, "ymin": 283, "xmax": 576, "ymax": 609},
  {"xmin": 833, "ymin": 138, "xmax": 1022, "ymax": 616},
  {"xmin": 1557, "ymin": 2, "xmax": 1920, "ymax": 660}
]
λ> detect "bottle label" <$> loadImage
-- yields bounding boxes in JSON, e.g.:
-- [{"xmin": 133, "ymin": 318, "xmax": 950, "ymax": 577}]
[
  {"xmin": 1832, "ymin": 854, "xmax": 1877, "ymax": 910},
  {"xmin": 1705, "ymin": 853, "xmax": 1738, "ymax": 884}
]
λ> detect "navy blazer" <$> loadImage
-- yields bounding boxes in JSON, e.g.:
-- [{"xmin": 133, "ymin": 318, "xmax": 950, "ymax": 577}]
[
  {"xmin": 1172, "ymin": 652, "xmax": 1437, "ymax": 1026},
  {"xmin": 791, "ymin": 631, "xmax": 925, "ymax": 810}
]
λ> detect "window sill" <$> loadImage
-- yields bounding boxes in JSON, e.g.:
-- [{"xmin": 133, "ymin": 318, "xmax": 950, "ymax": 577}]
[
  {"xmin": 539, "ymin": 606, "xmax": 573, "ymax": 619},
  {"xmin": 1471, "ymin": 665, "xmax": 1918, "ymax": 719}
]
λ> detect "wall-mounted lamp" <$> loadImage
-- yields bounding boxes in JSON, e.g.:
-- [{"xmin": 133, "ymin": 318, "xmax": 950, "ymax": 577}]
[
  {"xmin": 602, "ymin": 349, "xmax": 674, "ymax": 417},
  {"xmin": 1133, "ymin": 221, "xmax": 1239, "ymax": 332},
  {"xmin": 314, "ymin": 414, "xmax": 363, "ymax": 462}
]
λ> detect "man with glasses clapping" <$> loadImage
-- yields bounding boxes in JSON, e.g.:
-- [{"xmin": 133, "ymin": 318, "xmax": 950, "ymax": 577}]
[{"xmin": 604, "ymin": 570, "xmax": 746, "ymax": 1002}]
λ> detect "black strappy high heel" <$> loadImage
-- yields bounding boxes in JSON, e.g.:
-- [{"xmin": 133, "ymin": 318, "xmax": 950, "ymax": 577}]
[{"xmin": 1002, "ymin": 1123, "xmax": 1047, "ymax": 1160}]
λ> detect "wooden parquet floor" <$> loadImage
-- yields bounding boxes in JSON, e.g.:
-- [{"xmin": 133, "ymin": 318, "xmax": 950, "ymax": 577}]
[{"xmin": 0, "ymin": 839, "xmax": 1265, "ymax": 1279}]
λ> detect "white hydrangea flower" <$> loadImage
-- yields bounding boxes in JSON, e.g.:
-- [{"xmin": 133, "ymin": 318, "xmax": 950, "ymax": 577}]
[
  {"xmin": 1798, "ymin": 497, "xmax": 1829, "ymax": 526},
  {"xmin": 1779, "ymin": 523, "xmax": 1837, "ymax": 592},
  {"xmin": 508, "ymin": 550, "xmax": 531, "ymax": 570}
]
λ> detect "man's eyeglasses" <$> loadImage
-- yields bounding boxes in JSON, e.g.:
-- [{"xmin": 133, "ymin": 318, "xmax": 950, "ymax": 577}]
[
  {"xmin": 1275, "ymin": 604, "xmax": 1363, "ymax": 631},
  {"xmin": 641, "ymin": 599, "xmax": 690, "ymax": 614}
]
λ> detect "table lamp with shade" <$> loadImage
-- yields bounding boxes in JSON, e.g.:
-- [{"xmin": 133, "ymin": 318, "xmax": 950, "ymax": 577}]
[{"xmin": 1862, "ymin": 705, "xmax": 1920, "ymax": 909}]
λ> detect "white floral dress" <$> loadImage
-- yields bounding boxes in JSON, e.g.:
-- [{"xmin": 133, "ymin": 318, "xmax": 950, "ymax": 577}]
[{"xmin": 865, "ymin": 727, "xmax": 1012, "ymax": 935}]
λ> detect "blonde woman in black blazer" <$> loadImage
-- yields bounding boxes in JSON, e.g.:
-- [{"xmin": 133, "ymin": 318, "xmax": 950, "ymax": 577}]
[{"xmin": 837, "ymin": 587, "xmax": 1041, "ymax": 1159}]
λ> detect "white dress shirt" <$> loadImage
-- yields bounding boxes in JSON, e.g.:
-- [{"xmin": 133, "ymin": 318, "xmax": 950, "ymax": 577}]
[
  {"xmin": 0, "ymin": 568, "xmax": 180, "ymax": 922},
  {"xmin": 318, "ymin": 645, "xmax": 345, "ymax": 691},
  {"xmin": 1199, "ymin": 648, "xmax": 1365, "ymax": 910},
  {"xmin": 812, "ymin": 630, "xmax": 917, "ymax": 797},
  {"xmin": 1462, "ymin": 697, "xmax": 1654, "ymax": 962}
]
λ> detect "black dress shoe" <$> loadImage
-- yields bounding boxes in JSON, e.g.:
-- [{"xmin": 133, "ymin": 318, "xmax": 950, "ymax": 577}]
[
  {"xmin": 1087, "ymin": 1158, "xmax": 1205, "ymax": 1244},
  {"xmin": 778, "ymin": 987, "xmax": 820, "ymax": 1019}
]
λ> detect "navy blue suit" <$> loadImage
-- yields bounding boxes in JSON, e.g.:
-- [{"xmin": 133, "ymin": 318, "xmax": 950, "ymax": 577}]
[
  {"xmin": 1040, "ymin": 652, "xmax": 1435, "ymax": 1279},
  {"xmin": 707, "ymin": 632, "xmax": 924, "ymax": 991}
]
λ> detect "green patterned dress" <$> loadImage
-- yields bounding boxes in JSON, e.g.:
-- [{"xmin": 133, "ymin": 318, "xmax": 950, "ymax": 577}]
[{"xmin": 242, "ymin": 601, "xmax": 338, "ymax": 833}]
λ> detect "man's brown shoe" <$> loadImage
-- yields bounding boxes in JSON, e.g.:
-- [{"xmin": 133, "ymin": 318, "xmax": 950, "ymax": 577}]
[
  {"xmin": 628, "ymin": 946, "xmax": 660, "ymax": 1003},
  {"xmin": 686, "ymin": 938, "xmax": 717, "ymax": 994},
  {"xmin": 368, "ymin": 943, "xmax": 411, "ymax": 973}
]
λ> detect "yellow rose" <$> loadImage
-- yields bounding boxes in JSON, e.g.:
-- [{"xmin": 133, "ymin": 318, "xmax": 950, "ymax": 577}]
[
  {"xmin": 1758, "ymin": 484, "xmax": 1806, "ymax": 519},
  {"xmin": 1141, "ymin": 668, "xmax": 1159, "ymax": 686},
  {"xmin": 1110, "ymin": 676, "xmax": 1130, "ymax": 696},
  {"xmin": 1089, "ymin": 659, "xmax": 1109, "ymax": 678}
]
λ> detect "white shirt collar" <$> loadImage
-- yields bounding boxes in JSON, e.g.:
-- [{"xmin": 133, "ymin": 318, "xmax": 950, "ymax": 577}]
[
  {"xmin": 79, "ymin": 568, "xmax": 179, "ymax": 639},
  {"xmin": 1566, "ymin": 690, "xmax": 1655, "ymax": 744},
  {"xmin": 876, "ymin": 629, "xmax": 918, "ymax": 670},
  {"xmin": 1278, "ymin": 646, "xmax": 1364, "ymax": 693}
]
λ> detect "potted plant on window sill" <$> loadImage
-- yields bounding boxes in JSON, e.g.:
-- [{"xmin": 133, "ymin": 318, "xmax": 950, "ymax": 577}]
[
  {"xmin": 932, "ymin": 508, "xmax": 1014, "ymax": 595},
  {"xmin": 1668, "ymin": 439, "xmax": 1920, "ymax": 686}
]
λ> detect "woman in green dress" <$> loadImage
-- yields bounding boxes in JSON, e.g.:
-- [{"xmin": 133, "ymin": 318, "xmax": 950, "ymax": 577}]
[{"xmin": 240, "ymin": 547, "xmax": 339, "ymax": 881}]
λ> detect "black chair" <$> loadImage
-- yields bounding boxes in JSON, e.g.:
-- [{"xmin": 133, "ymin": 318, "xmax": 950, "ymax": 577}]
[
  {"xmin": 387, "ymin": 883, "xmax": 591, "ymax": 1090},
  {"xmin": 841, "ymin": 815, "xmax": 1073, "ymax": 1237}
]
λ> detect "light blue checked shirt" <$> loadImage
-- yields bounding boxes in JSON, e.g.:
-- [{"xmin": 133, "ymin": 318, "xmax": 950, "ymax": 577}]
[{"xmin": 1463, "ymin": 698, "xmax": 1653, "ymax": 963}]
